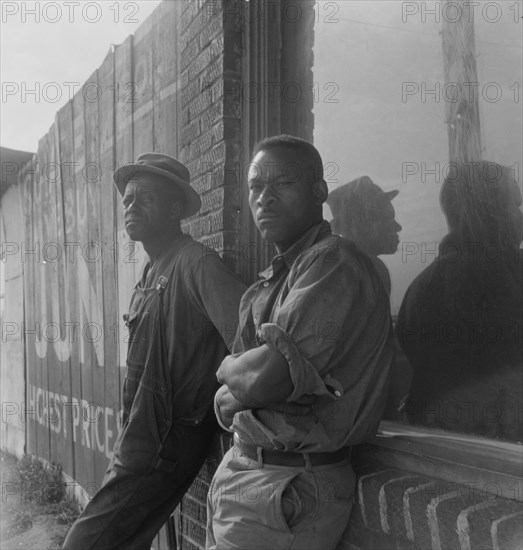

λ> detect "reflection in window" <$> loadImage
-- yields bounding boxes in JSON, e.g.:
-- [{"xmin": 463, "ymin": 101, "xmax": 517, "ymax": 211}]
[
  {"xmin": 397, "ymin": 162, "xmax": 522, "ymax": 441},
  {"xmin": 312, "ymin": 0, "xmax": 522, "ymax": 442},
  {"xmin": 326, "ymin": 176, "xmax": 401, "ymax": 296}
]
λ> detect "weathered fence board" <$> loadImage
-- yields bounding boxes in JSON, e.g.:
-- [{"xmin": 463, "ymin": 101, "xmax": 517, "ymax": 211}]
[
  {"xmin": 35, "ymin": 133, "xmax": 51, "ymax": 464},
  {"xmin": 153, "ymin": 1, "xmax": 180, "ymax": 154},
  {"xmin": 56, "ymin": 102, "xmax": 76, "ymax": 479},
  {"xmin": 114, "ymin": 34, "xmax": 137, "ymax": 371},
  {"xmin": 20, "ymin": 3, "xmax": 180, "ymax": 504},
  {"xmin": 22, "ymin": 165, "xmax": 38, "ymax": 458},
  {"xmin": 98, "ymin": 49, "xmax": 121, "ymax": 467}
]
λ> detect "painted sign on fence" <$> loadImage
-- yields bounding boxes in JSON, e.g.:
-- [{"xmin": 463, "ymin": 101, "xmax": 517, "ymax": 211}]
[{"xmin": 19, "ymin": 0, "xmax": 180, "ymax": 492}]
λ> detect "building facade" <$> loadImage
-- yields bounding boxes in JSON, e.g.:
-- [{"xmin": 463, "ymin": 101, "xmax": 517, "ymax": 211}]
[{"xmin": 1, "ymin": 1, "xmax": 521, "ymax": 548}]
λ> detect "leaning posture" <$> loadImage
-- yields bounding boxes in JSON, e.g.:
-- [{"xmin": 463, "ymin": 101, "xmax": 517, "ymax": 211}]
[
  {"xmin": 63, "ymin": 153, "xmax": 245, "ymax": 550},
  {"xmin": 207, "ymin": 136, "xmax": 394, "ymax": 550}
]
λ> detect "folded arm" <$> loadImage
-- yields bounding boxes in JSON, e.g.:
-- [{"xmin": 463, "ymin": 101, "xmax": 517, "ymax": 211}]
[
  {"xmin": 217, "ymin": 242, "xmax": 370, "ymax": 414},
  {"xmin": 216, "ymin": 344, "xmax": 293, "ymax": 406}
]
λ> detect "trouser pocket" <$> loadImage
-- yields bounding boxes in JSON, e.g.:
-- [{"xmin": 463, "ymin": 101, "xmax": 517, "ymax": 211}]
[
  {"xmin": 278, "ymin": 472, "xmax": 318, "ymax": 533},
  {"xmin": 210, "ymin": 450, "xmax": 317, "ymax": 535}
]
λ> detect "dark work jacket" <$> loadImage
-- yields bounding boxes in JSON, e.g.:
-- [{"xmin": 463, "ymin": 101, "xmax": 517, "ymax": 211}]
[{"xmin": 111, "ymin": 235, "xmax": 245, "ymax": 474}]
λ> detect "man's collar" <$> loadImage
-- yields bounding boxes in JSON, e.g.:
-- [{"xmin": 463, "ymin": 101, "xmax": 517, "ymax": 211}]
[
  {"xmin": 141, "ymin": 233, "xmax": 191, "ymax": 280},
  {"xmin": 258, "ymin": 220, "xmax": 332, "ymax": 279}
]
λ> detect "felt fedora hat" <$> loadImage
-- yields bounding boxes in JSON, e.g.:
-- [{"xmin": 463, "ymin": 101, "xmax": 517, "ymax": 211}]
[{"xmin": 113, "ymin": 153, "xmax": 201, "ymax": 218}]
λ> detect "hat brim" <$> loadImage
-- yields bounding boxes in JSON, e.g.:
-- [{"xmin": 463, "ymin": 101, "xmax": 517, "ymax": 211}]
[
  {"xmin": 385, "ymin": 189, "xmax": 399, "ymax": 200},
  {"xmin": 113, "ymin": 163, "xmax": 201, "ymax": 219}
]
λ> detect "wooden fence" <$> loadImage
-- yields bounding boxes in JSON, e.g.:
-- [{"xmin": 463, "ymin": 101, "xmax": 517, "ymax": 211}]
[{"xmin": 19, "ymin": 0, "xmax": 182, "ymax": 497}]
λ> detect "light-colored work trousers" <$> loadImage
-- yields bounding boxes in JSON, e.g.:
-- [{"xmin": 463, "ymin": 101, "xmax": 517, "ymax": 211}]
[{"xmin": 206, "ymin": 445, "xmax": 356, "ymax": 550}]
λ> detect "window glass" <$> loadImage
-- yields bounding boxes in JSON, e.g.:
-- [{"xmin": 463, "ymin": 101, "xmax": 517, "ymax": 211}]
[
  {"xmin": 475, "ymin": 5, "xmax": 522, "ymax": 169},
  {"xmin": 313, "ymin": 0, "xmax": 522, "ymax": 442},
  {"xmin": 314, "ymin": 0, "xmax": 447, "ymax": 314}
]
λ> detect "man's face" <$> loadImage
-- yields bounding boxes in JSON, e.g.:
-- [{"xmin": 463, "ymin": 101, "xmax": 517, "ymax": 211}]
[
  {"xmin": 371, "ymin": 199, "xmax": 402, "ymax": 255},
  {"xmin": 122, "ymin": 175, "xmax": 176, "ymax": 242},
  {"xmin": 248, "ymin": 147, "xmax": 320, "ymax": 252}
]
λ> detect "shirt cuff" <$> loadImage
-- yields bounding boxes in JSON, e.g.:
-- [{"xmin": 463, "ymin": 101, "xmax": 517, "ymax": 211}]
[{"xmin": 257, "ymin": 323, "xmax": 343, "ymax": 402}]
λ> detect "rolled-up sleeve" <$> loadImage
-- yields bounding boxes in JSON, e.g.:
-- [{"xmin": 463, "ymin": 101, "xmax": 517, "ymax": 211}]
[
  {"xmin": 258, "ymin": 245, "xmax": 366, "ymax": 402},
  {"xmin": 256, "ymin": 323, "xmax": 334, "ymax": 401}
]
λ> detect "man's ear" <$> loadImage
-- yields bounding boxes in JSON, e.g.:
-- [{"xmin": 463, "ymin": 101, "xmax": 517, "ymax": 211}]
[
  {"xmin": 312, "ymin": 179, "xmax": 328, "ymax": 205},
  {"xmin": 169, "ymin": 201, "xmax": 184, "ymax": 221}
]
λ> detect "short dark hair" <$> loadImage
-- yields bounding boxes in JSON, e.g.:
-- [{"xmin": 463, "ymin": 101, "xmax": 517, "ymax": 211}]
[{"xmin": 252, "ymin": 134, "xmax": 324, "ymax": 182}]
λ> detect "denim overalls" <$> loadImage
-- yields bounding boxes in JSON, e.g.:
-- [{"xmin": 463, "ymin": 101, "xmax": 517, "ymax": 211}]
[
  {"xmin": 111, "ymin": 272, "xmax": 178, "ymax": 475},
  {"xmin": 62, "ymin": 237, "xmax": 244, "ymax": 550}
]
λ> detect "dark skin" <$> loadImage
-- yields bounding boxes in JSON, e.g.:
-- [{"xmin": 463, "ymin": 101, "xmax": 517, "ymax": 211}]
[
  {"xmin": 122, "ymin": 174, "xmax": 184, "ymax": 263},
  {"xmin": 216, "ymin": 147, "xmax": 328, "ymax": 417}
]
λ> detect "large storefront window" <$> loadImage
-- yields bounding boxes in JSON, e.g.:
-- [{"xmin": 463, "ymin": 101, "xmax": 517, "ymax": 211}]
[
  {"xmin": 475, "ymin": 5, "xmax": 522, "ymax": 168},
  {"xmin": 313, "ymin": 0, "xmax": 522, "ymax": 442}
]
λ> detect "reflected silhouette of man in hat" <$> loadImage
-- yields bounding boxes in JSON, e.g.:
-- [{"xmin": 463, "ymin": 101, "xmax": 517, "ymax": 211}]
[{"xmin": 327, "ymin": 176, "xmax": 401, "ymax": 295}]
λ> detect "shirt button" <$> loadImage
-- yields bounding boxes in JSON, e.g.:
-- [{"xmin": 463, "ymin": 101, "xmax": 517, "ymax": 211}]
[{"xmin": 263, "ymin": 281, "xmax": 270, "ymax": 288}]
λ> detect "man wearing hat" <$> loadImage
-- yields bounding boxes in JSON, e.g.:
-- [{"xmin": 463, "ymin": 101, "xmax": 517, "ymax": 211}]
[
  {"xmin": 63, "ymin": 153, "xmax": 245, "ymax": 550},
  {"xmin": 326, "ymin": 176, "xmax": 401, "ymax": 295}
]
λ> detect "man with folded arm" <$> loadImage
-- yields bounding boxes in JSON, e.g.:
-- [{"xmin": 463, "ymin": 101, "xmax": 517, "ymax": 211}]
[{"xmin": 206, "ymin": 135, "xmax": 394, "ymax": 550}]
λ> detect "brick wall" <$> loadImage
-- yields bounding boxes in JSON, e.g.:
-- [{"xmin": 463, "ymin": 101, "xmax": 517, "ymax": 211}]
[
  {"xmin": 176, "ymin": 435, "xmax": 230, "ymax": 549},
  {"xmin": 175, "ymin": 1, "xmax": 242, "ymax": 539},
  {"xmin": 342, "ymin": 464, "xmax": 522, "ymax": 550},
  {"xmin": 179, "ymin": 0, "xmax": 243, "ymax": 273}
]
